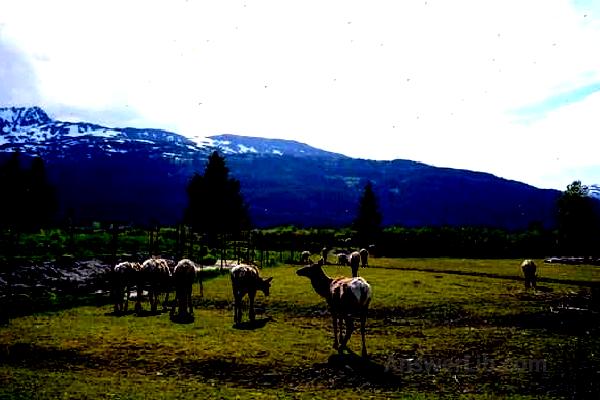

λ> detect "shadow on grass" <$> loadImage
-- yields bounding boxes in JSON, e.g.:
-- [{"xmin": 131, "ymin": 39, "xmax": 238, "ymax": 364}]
[
  {"xmin": 233, "ymin": 317, "xmax": 273, "ymax": 330},
  {"xmin": 170, "ymin": 312, "xmax": 195, "ymax": 324},
  {"xmin": 103, "ymin": 309, "xmax": 137, "ymax": 317},
  {"xmin": 492, "ymin": 308, "xmax": 599, "ymax": 334},
  {"xmin": 324, "ymin": 349, "xmax": 402, "ymax": 387}
]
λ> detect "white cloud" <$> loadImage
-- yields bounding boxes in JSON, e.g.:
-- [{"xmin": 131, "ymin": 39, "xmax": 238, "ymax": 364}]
[{"xmin": 0, "ymin": 0, "xmax": 599, "ymax": 189}]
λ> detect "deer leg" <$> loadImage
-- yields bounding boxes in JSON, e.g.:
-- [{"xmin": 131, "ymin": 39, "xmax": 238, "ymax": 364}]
[
  {"xmin": 170, "ymin": 288, "xmax": 177, "ymax": 316},
  {"xmin": 341, "ymin": 316, "xmax": 354, "ymax": 350},
  {"xmin": 249, "ymin": 292, "xmax": 256, "ymax": 322},
  {"xmin": 233, "ymin": 293, "xmax": 240, "ymax": 324},
  {"xmin": 360, "ymin": 311, "xmax": 368, "ymax": 358},
  {"xmin": 332, "ymin": 314, "xmax": 339, "ymax": 350},
  {"xmin": 187, "ymin": 287, "xmax": 193, "ymax": 315},
  {"xmin": 151, "ymin": 289, "xmax": 158, "ymax": 313},
  {"xmin": 124, "ymin": 286, "xmax": 130, "ymax": 312},
  {"xmin": 163, "ymin": 289, "xmax": 170, "ymax": 311}
]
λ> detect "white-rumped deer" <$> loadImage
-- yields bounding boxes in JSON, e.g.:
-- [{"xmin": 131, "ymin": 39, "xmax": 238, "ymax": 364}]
[
  {"xmin": 171, "ymin": 259, "xmax": 198, "ymax": 318},
  {"xmin": 136, "ymin": 258, "xmax": 172, "ymax": 313},
  {"xmin": 296, "ymin": 262, "xmax": 372, "ymax": 357},
  {"xmin": 112, "ymin": 261, "xmax": 141, "ymax": 313},
  {"xmin": 349, "ymin": 251, "xmax": 361, "ymax": 277}
]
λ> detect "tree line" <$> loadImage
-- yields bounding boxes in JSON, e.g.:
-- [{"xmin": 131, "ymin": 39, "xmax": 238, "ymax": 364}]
[{"xmin": 0, "ymin": 150, "xmax": 598, "ymax": 260}]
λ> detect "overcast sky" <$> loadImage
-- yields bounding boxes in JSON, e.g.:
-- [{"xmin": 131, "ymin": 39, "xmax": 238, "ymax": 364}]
[{"xmin": 1, "ymin": 0, "xmax": 599, "ymax": 190}]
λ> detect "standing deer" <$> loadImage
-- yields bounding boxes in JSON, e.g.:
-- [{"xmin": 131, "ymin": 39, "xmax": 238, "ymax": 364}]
[
  {"xmin": 296, "ymin": 262, "xmax": 372, "ymax": 357},
  {"xmin": 521, "ymin": 259, "xmax": 537, "ymax": 290},
  {"xmin": 349, "ymin": 251, "xmax": 361, "ymax": 277},
  {"xmin": 359, "ymin": 248, "xmax": 369, "ymax": 268},
  {"xmin": 171, "ymin": 259, "xmax": 198, "ymax": 318},
  {"xmin": 231, "ymin": 264, "xmax": 273, "ymax": 325},
  {"xmin": 136, "ymin": 258, "xmax": 172, "ymax": 313},
  {"xmin": 112, "ymin": 261, "xmax": 141, "ymax": 313}
]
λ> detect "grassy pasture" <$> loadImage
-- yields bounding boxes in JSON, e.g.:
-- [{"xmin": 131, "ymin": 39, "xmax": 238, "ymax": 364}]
[{"xmin": 1, "ymin": 259, "xmax": 599, "ymax": 399}]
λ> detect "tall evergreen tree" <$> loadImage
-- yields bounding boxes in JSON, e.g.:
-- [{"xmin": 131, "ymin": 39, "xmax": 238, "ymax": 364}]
[
  {"xmin": 353, "ymin": 181, "xmax": 382, "ymax": 247},
  {"xmin": 556, "ymin": 180, "xmax": 599, "ymax": 256},
  {"xmin": 24, "ymin": 156, "xmax": 57, "ymax": 229},
  {"xmin": 0, "ymin": 151, "xmax": 25, "ymax": 229},
  {"xmin": 0, "ymin": 153, "xmax": 57, "ymax": 231},
  {"xmin": 184, "ymin": 151, "xmax": 250, "ymax": 243}
]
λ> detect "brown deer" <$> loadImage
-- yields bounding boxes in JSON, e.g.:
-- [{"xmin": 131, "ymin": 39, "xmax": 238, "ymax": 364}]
[
  {"xmin": 112, "ymin": 261, "xmax": 141, "ymax": 313},
  {"xmin": 521, "ymin": 259, "xmax": 537, "ymax": 290},
  {"xmin": 296, "ymin": 262, "xmax": 372, "ymax": 357},
  {"xmin": 359, "ymin": 248, "xmax": 369, "ymax": 268},
  {"xmin": 136, "ymin": 258, "xmax": 172, "ymax": 313},
  {"xmin": 171, "ymin": 259, "xmax": 198, "ymax": 318},
  {"xmin": 231, "ymin": 264, "xmax": 273, "ymax": 325},
  {"xmin": 349, "ymin": 251, "xmax": 361, "ymax": 277}
]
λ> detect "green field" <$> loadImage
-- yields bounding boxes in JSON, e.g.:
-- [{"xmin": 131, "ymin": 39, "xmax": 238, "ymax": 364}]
[{"xmin": 1, "ymin": 259, "xmax": 599, "ymax": 399}]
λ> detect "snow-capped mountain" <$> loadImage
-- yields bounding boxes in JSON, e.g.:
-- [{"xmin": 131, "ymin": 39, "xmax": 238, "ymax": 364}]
[
  {"xmin": 1, "ymin": 106, "xmax": 206, "ymax": 162},
  {"xmin": 198, "ymin": 134, "xmax": 347, "ymax": 159},
  {"xmin": 0, "ymin": 106, "xmax": 564, "ymax": 229},
  {"xmin": 0, "ymin": 107, "xmax": 343, "ymax": 162}
]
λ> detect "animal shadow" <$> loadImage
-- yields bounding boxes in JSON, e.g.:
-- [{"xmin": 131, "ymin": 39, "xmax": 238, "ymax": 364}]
[
  {"xmin": 170, "ymin": 312, "xmax": 195, "ymax": 324},
  {"xmin": 134, "ymin": 309, "xmax": 166, "ymax": 318},
  {"xmin": 105, "ymin": 309, "xmax": 137, "ymax": 317},
  {"xmin": 233, "ymin": 317, "xmax": 273, "ymax": 330},
  {"xmin": 326, "ymin": 350, "xmax": 402, "ymax": 387}
]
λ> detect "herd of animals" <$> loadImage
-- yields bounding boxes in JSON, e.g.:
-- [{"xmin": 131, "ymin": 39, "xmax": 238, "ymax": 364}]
[{"xmin": 112, "ymin": 248, "xmax": 538, "ymax": 358}]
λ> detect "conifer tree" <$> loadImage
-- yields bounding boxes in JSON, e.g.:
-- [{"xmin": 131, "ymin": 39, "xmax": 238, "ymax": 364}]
[
  {"xmin": 353, "ymin": 181, "xmax": 382, "ymax": 247},
  {"xmin": 184, "ymin": 151, "xmax": 250, "ymax": 245}
]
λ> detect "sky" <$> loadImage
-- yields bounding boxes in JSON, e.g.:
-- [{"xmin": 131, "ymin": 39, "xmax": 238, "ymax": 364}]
[{"xmin": 1, "ymin": 0, "xmax": 599, "ymax": 190}]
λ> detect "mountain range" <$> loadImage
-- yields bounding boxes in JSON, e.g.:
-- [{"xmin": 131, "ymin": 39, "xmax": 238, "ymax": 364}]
[{"xmin": 1, "ymin": 106, "xmax": 563, "ymax": 229}]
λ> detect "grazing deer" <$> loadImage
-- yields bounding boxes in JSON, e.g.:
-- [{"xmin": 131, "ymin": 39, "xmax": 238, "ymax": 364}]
[
  {"xmin": 171, "ymin": 259, "xmax": 198, "ymax": 317},
  {"xmin": 337, "ymin": 253, "xmax": 349, "ymax": 266},
  {"xmin": 349, "ymin": 251, "xmax": 361, "ymax": 277},
  {"xmin": 359, "ymin": 248, "xmax": 369, "ymax": 268},
  {"xmin": 296, "ymin": 262, "xmax": 372, "ymax": 357},
  {"xmin": 300, "ymin": 250, "xmax": 311, "ymax": 264},
  {"xmin": 231, "ymin": 264, "xmax": 273, "ymax": 325},
  {"xmin": 112, "ymin": 261, "xmax": 141, "ymax": 313},
  {"xmin": 521, "ymin": 259, "xmax": 537, "ymax": 290},
  {"xmin": 137, "ymin": 258, "xmax": 172, "ymax": 313}
]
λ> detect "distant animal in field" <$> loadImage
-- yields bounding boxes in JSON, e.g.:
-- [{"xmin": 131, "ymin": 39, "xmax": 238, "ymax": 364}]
[
  {"xmin": 368, "ymin": 244, "xmax": 376, "ymax": 257},
  {"xmin": 112, "ymin": 261, "xmax": 141, "ymax": 313},
  {"xmin": 521, "ymin": 259, "xmax": 537, "ymax": 290},
  {"xmin": 136, "ymin": 258, "xmax": 172, "ymax": 313},
  {"xmin": 349, "ymin": 251, "xmax": 361, "ymax": 277},
  {"xmin": 231, "ymin": 264, "xmax": 273, "ymax": 325},
  {"xmin": 321, "ymin": 247, "xmax": 329, "ymax": 264},
  {"xmin": 337, "ymin": 253, "xmax": 348, "ymax": 266},
  {"xmin": 300, "ymin": 250, "xmax": 311, "ymax": 264},
  {"xmin": 296, "ymin": 262, "xmax": 372, "ymax": 357},
  {"xmin": 170, "ymin": 259, "xmax": 198, "ymax": 318},
  {"xmin": 359, "ymin": 248, "xmax": 369, "ymax": 268}
]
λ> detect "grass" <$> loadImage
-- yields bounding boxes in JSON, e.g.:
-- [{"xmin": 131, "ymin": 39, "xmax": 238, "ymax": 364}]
[{"xmin": 1, "ymin": 258, "xmax": 599, "ymax": 399}]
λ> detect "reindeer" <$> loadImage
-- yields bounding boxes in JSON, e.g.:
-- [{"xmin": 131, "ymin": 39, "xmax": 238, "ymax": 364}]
[
  {"xmin": 112, "ymin": 261, "xmax": 141, "ymax": 313},
  {"xmin": 337, "ymin": 253, "xmax": 349, "ymax": 266},
  {"xmin": 300, "ymin": 250, "xmax": 311, "ymax": 264},
  {"xmin": 231, "ymin": 264, "xmax": 273, "ymax": 325},
  {"xmin": 521, "ymin": 259, "xmax": 537, "ymax": 290},
  {"xmin": 171, "ymin": 259, "xmax": 198, "ymax": 318},
  {"xmin": 321, "ymin": 247, "xmax": 329, "ymax": 265},
  {"xmin": 359, "ymin": 248, "xmax": 369, "ymax": 268},
  {"xmin": 296, "ymin": 262, "xmax": 372, "ymax": 357},
  {"xmin": 349, "ymin": 251, "xmax": 361, "ymax": 277},
  {"xmin": 136, "ymin": 258, "xmax": 172, "ymax": 313}
]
